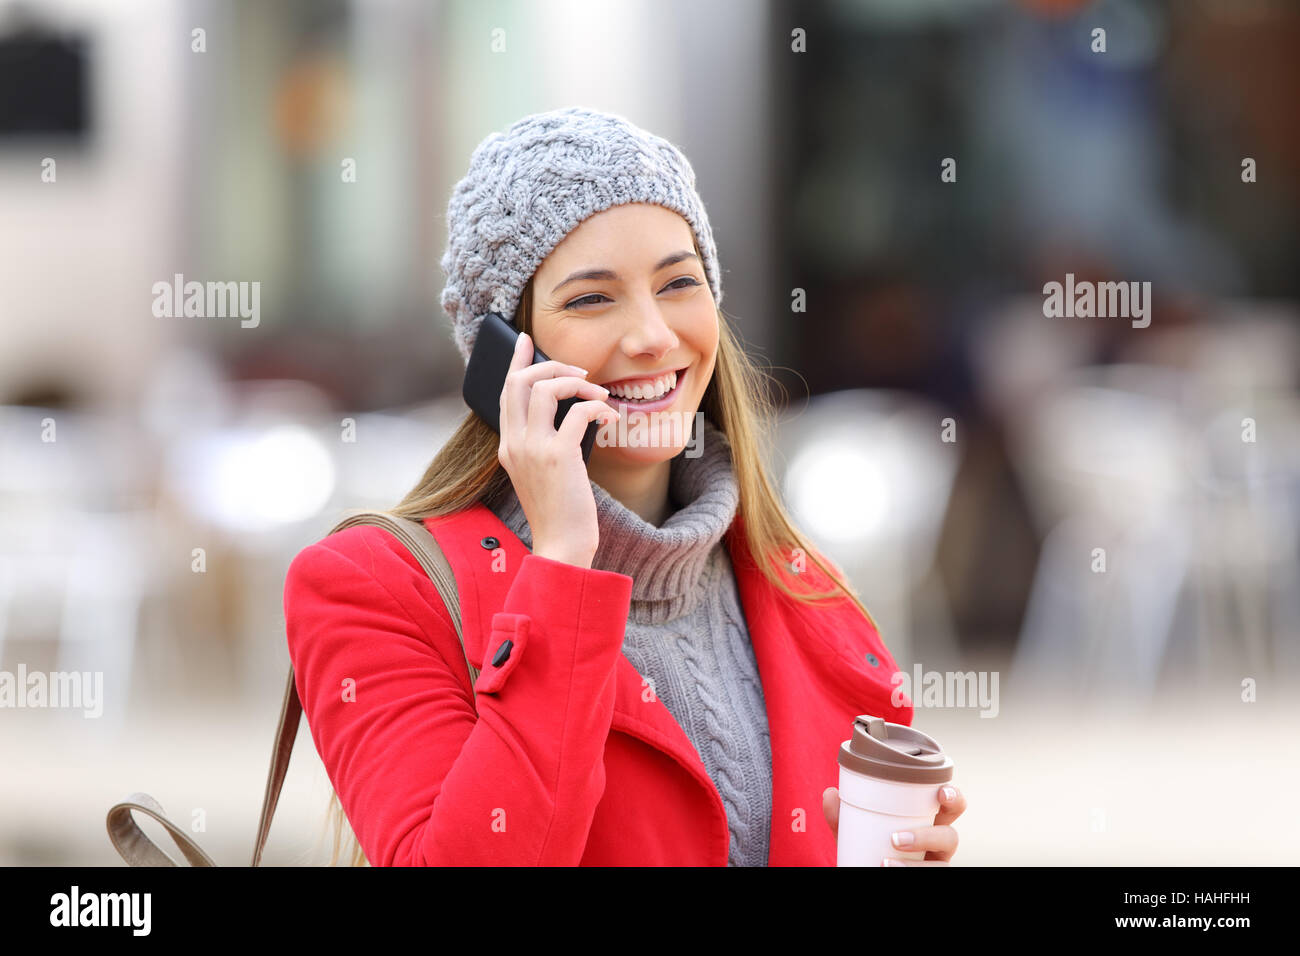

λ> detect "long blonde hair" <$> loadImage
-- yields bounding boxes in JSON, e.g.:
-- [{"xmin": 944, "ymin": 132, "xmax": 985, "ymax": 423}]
[{"xmin": 319, "ymin": 240, "xmax": 879, "ymax": 866}]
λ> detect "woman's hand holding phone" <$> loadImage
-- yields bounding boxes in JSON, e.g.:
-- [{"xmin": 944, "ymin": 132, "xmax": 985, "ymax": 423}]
[{"xmin": 498, "ymin": 332, "xmax": 617, "ymax": 569}]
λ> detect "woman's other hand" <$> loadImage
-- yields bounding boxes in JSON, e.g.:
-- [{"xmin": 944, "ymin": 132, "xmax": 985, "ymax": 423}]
[{"xmin": 822, "ymin": 783, "xmax": 965, "ymax": 866}]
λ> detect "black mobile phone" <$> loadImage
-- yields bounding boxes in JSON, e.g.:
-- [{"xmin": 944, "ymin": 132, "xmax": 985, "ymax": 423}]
[{"xmin": 463, "ymin": 311, "xmax": 600, "ymax": 463}]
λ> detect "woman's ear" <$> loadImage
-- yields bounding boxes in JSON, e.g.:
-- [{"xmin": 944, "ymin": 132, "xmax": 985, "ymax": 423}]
[{"xmin": 515, "ymin": 275, "xmax": 535, "ymax": 336}]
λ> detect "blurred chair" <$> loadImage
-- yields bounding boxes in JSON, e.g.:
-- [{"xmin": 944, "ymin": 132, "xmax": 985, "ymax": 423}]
[
  {"xmin": 1004, "ymin": 363, "xmax": 1230, "ymax": 705},
  {"xmin": 0, "ymin": 405, "xmax": 156, "ymax": 731},
  {"xmin": 1007, "ymin": 365, "xmax": 1193, "ymax": 703},
  {"xmin": 1182, "ymin": 316, "xmax": 1300, "ymax": 685},
  {"xmin": 55, "ymin": 508, "xmax": 159, "ymax": 727},
  {"xmin": 773, "ymin": 389, "xmax": 962, "ymax": 670},
  {"xmin": 1187, "ymin": 396, "xmax": 1300, "ymax": 684}
]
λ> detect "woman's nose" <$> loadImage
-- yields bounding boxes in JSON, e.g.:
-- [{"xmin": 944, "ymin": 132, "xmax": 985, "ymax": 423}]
[{"xmin": 623, "ymin": 303, "xmax": 680, "ymax": 358}]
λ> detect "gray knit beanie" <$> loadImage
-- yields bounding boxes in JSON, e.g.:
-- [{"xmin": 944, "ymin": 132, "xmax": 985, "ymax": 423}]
[{"xmin": 439, "ymin": 106, "xmax": 724, "ymax": 364}]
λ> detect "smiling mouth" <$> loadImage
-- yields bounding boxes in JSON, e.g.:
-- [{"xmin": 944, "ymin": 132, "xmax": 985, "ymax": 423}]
[{"xmin": 602, "ymin": 366, "xmax": 688, "ymax": 405}]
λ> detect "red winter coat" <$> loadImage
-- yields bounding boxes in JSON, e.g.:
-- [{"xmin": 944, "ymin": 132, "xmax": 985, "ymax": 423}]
[{"xmin": 282, "ymin": 501, "xmax": 913, "ymax": 866}]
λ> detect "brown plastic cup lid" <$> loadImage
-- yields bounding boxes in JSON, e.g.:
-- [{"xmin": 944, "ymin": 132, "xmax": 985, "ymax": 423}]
[{"xmin": 837, "ymin": 715, "xmax": 954, "ymax": 784}]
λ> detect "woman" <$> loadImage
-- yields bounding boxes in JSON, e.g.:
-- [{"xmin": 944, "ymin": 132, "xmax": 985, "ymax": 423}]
[{"xmin": 283, "ymin": 106, "xmax": 965, "ymax": 866}]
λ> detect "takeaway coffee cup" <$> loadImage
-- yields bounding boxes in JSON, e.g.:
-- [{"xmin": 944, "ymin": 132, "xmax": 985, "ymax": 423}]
[{"xmin": 836, "ymin": 714, "xmax": 954, "ymax": 866}]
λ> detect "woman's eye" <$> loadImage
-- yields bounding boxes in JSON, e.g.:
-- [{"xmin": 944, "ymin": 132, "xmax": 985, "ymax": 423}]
[{"xmin": 565, "ymin": 277, "xmax": 699, "ymax": 310}]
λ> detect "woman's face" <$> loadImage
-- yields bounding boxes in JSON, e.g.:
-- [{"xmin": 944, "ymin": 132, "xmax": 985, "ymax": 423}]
[{"xmin": 528, "ymin": 202, "xmax": 718, "ymax": 467}]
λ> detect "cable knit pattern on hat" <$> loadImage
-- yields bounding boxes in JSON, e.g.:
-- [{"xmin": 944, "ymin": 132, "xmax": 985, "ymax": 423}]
[
  {"xmin": 439, "ymin": 106, "xmax": 725, "ymax": 364},
  {"xmin": 483, "ymin": 419, "xmax": 773, "ymax": 865}
]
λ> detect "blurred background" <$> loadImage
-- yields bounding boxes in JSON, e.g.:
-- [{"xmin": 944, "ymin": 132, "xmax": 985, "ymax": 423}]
[{"xmin": 1, "ymin": 0, "xmax": 1296, "ymax": 866}]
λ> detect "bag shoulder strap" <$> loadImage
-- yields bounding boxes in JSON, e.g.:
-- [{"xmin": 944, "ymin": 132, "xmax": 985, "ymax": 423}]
[
  {"xmin": 106, "ymin": 792, "xmax": 219, "ymax": 866},
  {"xmin": 248, "ymin": 509, "xmax": 474, "ymax": 866}
]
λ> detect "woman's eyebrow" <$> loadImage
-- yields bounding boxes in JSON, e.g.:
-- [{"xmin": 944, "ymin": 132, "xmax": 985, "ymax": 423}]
[{"xmin": 550, "ymin": 250, "xmax": 698, "ymax": 295}]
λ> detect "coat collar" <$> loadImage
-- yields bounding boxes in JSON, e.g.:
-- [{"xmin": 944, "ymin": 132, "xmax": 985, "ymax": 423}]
[{"xmin": 424, "ymin": 501, "xmax": 908, "ymax": 865}]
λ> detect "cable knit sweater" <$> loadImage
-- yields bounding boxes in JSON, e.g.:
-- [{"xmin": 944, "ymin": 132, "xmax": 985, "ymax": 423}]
[{"xmin": 483, "ymin": 419, "xmax": 773, "ymax": 866}]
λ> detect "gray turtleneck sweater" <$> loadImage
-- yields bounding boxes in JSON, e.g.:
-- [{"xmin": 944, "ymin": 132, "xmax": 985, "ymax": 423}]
[{"xmin": 483, "ymin": 419, "xmax": 773, "ymax": 866}]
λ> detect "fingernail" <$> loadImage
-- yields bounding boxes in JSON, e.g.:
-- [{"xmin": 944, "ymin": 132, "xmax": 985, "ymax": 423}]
[
  {"xmin": 573, "ymin": 366, "xmax": 589, "ymax": 375},
  {"xmin": 881, "ymin": 858, "xmax": 904, "ymax": 867},
  {"xmin": 891, "ymin": 831, "xmax": 914, "ymax": 848}
]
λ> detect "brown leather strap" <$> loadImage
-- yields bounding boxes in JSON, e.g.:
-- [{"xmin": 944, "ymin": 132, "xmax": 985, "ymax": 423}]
[
  {"xmin": 249, "ymin": 666, "xmax": 304, "ymax": 867},
  {"xmin": 106, "ymin": 792, "xmax": 218, "ymax": 867},
  {"xmin": 326, "ymin": 511, "xmax": 478, "ymax": 688},
  {"xmin": 248, "ymin": 510, "xmax": 477, "ymax": 866}
]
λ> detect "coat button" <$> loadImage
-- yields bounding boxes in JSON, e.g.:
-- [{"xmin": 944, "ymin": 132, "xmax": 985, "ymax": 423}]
[
  {"xmin": 865, "ymin": 653, "xmax": 879, "ymax": 667},
  {"xmin": 480, "ymin": 536, "xmax": 499, "ymax": 550},
  {"xmin": 491, "ymin": 639, "xmax": 513, "ymax": 667}
]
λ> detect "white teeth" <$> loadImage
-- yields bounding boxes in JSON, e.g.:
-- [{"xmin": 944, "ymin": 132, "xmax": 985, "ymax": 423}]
[{"xmin": 608, "ymin": 370, "xmax": 677, "ymax": 401}]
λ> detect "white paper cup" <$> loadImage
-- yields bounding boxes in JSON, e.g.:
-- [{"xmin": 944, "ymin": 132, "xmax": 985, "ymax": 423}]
[{"xmin": 835, "ymin": 715, "xmax": 953, "ymax": 867}]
